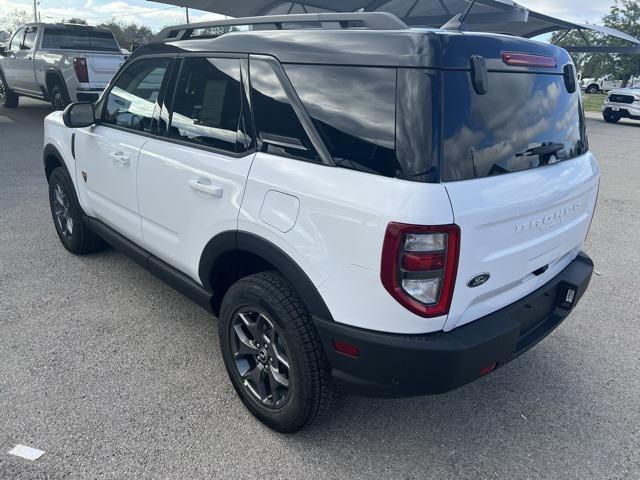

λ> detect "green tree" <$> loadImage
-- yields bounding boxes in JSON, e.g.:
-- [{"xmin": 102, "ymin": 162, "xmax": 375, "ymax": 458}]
[
  {"xmin": 63, "ymin": 17, "xmax": 89, "ymax": 25},
  {"xmin": 98, "ymin": 19, "xmax": 154, "ymax": 51},
  {"xmin": 552, "ymin": 0, "xmax": 640, "ymax": 84}
]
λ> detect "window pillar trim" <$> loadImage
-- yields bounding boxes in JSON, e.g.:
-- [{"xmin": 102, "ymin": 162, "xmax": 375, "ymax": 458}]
[{"xmin": 249, "ymin": 54, "xmax": 335, "ymax": 167}]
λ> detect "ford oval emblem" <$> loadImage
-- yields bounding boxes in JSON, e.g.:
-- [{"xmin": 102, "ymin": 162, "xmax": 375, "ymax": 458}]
[{"xmin": 467, "ymin": 273, "xmax": 490, "ymax": 288}]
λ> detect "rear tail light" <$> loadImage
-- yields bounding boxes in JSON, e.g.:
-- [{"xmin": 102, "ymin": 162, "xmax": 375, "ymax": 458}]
[
  {"xmin": 381, "ymin": 223, "xmax": 460, "ymax": 318},
  {"xmin": 73, "ymin": 57, "xmax": 89, "ymax": 83},
  {"xmin": 501, "ymin": 52, "xmax": 557, "ymax": 68}
]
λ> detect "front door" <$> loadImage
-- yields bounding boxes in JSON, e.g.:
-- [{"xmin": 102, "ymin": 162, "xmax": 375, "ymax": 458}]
[
  {"xmin": 75, "ymin": 57, "xmax": 171, "ymax": 244},
  {"xmin": 137, "ymin": 56, "xmax": 255, "ymax": 281},
  {"xmin": 13, "ymin": 26, "xmax": 38, "ymax": 93}
]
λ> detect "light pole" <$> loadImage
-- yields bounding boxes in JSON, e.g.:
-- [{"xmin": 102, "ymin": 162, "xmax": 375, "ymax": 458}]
[
  {"xmin": 33, "ymin": 0, "xmax": 38, "ymax": 22},
  {"xmin": 185, "ymin": 7, "xmax": 190, "ymax": 24}
]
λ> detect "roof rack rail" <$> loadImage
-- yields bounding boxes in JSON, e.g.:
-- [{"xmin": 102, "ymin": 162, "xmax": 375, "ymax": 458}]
[{"xmin": 153, "ymin": 12, "xmax": 408, "ymax": 43}]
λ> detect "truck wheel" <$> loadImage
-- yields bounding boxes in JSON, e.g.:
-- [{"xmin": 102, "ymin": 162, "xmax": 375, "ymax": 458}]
[
  {"xmin": 585, "ymin": 84, "xmax": 600, "ymax": 94},
  {"xmin": 219, "ymin": 271, "xmax": 341, "ymax": 433},
  {"xmin": 603, "ymin": 110, "xmax": 621, "ymax": 123},
  {"xmin": 0, "ymin": 74, "xmax": 19, "ymax": 108},
  {"xmin": 48, "ymin": 167, "xmax": 106, "ymax": 254},
  {"xmin": 50, "ymin": 82, "xmax": 69, "ymax": 110}
]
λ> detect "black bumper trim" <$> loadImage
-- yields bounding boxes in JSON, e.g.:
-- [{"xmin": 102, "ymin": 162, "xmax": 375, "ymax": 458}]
[{"xmin": 314, "ymin": 252, "xmax": 593, "ymax": 398}]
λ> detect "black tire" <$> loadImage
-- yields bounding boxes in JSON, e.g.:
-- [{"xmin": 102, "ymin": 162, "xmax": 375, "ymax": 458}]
[
  {"xmin": 585, "ymin": 84, "xmax": 600, "ymax": 94},
  {"xmin": 50, "ymin": 82, "xmax": 69, "ymax": 110},
  {"xmin": 219, "ymin": 271, "xmax": 341, "ymax": 433},
  {"xmin": 48, "ymin": 167, "xmax": 106, "ymax": 254},
  {"xmin": 603, "ymin": 110, "xmax": 622, "ymax": 123},
  {"xmin": 0, "ymin": 72, "xmax": 19, "ymax": 108}
]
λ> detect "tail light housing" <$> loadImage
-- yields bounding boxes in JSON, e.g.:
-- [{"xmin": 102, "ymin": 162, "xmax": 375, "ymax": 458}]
[
  {"xmin": 73, "ymin": 57, "xmax": 89, "ymax": 83},
  {"xmin": 381, "ymin": 223, "xmax": 460, "ymax": 318}
]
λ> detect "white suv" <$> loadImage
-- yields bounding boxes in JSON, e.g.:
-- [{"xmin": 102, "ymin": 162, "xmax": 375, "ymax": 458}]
[{"xmin": 43, "ymin": 13, "xmax": 599, "ymax": 433}]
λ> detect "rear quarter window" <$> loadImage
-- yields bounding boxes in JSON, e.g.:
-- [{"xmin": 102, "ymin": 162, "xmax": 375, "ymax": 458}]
[{"xmin": 284, "ymin": 64, "xmax": 397, "ymax": 176}]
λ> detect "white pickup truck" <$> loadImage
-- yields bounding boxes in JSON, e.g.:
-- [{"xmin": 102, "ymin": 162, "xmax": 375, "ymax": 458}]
[{"xmin": 0, "ymin": 23, "xmax": 125, "ymax": 109}]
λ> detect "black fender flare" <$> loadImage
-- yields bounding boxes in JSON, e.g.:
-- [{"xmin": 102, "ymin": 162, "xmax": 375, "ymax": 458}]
[
  {"xmin": 199, "ymin": 231, "xmax": 334, "ymax": 321},
  {"xmin": 43, "ymin": 143, "xmax": 66, "ymax": 180},
  {"xmin": 44, "ymin": 68, "xmax": 71, "ymax": 101}
]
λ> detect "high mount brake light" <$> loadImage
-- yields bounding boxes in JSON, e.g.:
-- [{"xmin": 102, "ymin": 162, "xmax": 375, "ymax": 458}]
[
  {"xmin": 381, "ymin": 223, "xmax": 460, "ymax": 318},
  {"xmin": 501, "ymin": 52, "xmax": 557, "ymax": 68},
  {"xmin": 73, "ymin": 57, "xmax": 89, "ymax": 83}
]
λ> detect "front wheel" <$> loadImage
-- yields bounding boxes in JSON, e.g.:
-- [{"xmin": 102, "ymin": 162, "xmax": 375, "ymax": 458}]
[
  {"xmin": 0, "ymin": 73, "xmax": 19, "ymax": 108},
  {"xmin": 219, "ymin": 272, "xmax": 341, "ymax": 433},
  {"xmin": 48, "ymin": 167, "xmax": 106, "ymax": 254},
  {"xmin": 603, "ymin": 110, "xmax": 621, "ymax": 123}
]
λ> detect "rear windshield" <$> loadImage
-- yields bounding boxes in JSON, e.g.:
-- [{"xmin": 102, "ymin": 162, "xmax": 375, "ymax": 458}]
[
  {"xmin": 42, "ymin": 29, "xmax": 119, "ymax": 52},
  {"xmin": 441, "ymin": 71, "xmax": 587, "ymax": 182}
]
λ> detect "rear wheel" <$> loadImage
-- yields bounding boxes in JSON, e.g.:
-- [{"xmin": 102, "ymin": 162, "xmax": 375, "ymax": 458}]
[
  {"xmin": 0, "ymin": 73, "xmax": 19, "ymax": 108},
  {"xmin": 50, "ymin": 82, "xmax": 69, "ymax": 110},
  {"xmin": 219, "ymin": 271, "xmax": 341, "ymax": 433},
  {"xmin": 603, "ymin": 110, "xmax": 621, "ymax": 123},
  {"xmin": 48, "ymin": 167, "xmax": 106, "ymax": 254},
  {"xmin": 585, "ymin": 84, "xmax": 600, "ymax": 94}
]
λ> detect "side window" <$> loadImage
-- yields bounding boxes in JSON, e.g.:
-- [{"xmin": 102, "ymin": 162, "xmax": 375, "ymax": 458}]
[
  {"xmin": 22, "ymin": 27, "xmax": 38, "ymax": 50},
  {"xmin": 249, "ymin": 59, "xmax": 319, "ymax": 163},
  {"xmin": 9, "ymin": 28, "xmax": 25, "ymax": 52},
  {"xmin": 168, "ymin": 57, "xmax": 247, "ymax": 153},
  {"xmin": 103, "ymin": 58, "xmax": 169, "ymax": 133},
  {"xmin": 284, "ymin": 64, "xmax": 397, "ymax": 176}
]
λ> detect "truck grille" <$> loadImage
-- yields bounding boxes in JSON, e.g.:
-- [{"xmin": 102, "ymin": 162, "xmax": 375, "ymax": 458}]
[{"xmin": 609, "ymin": 94, "xmax": 634, "ymax": 104}]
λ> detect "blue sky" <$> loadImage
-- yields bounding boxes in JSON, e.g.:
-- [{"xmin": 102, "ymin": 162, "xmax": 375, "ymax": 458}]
[{"xmin": 0, "ymin": 0, "xmax": 616, "ymax": 32}]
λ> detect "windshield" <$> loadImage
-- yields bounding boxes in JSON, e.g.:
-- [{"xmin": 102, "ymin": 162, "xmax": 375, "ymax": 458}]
[
  {"xmin": 441, "ymin": 71, "xmax": 587, "ymax": 182},
  {"xmin": 42, "ymin": 29, "xmax": 119, "ymax": 52}
]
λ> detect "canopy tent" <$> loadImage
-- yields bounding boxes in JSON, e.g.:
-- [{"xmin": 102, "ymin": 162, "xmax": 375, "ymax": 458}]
[{"xmin": 147, "ymin": 0, "xmax": 640, "ymax": 53}]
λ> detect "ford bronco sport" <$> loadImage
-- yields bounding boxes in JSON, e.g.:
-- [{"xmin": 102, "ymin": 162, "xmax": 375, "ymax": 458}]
[{"xmin": 42, "ymin": 12, "xmax": 598, "ymax": 433}]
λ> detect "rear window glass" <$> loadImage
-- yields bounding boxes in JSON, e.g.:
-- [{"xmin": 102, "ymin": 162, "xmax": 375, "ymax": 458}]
[
  {"xmin": 442, "ymin": 71, "xmax": 587, "ymax": 182},
  {"xmin": 285, "ymin": 64, "xmax": 397, "ymax": 177},
  {"xmin": 42, "ymin": 29, "xmax": 119, "ymax": 52}
]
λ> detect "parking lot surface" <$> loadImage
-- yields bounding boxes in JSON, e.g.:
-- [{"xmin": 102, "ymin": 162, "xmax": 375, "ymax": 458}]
[{"xmin": 1, "ymin": 98, "xmax": 639, "ymax": 479}]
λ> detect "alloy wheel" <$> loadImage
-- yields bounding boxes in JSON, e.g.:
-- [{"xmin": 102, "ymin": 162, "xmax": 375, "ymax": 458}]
[
  {"xmin": 230, "ymin": 309, "xmax": 291, "ymax": 408},
  {"xmin": 52, "ymin": 88, "xmax": 65, "ymax": 109},
  {"xmin": 0, "ymin": 79, "xmax": 6, "ymax": 104},
  {"xmin": 52, "ymin": 183, "xmax": 73, "ymax": 238}
]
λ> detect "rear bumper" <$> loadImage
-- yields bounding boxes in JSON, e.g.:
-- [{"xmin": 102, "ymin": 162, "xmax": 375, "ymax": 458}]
[{"xmin": 314, "ymin": 251, "xmax": 593, "ymax": 397}]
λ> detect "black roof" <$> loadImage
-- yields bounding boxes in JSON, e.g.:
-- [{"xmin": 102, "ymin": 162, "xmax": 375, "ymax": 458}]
[{"xmin": 131, "ymin": 27, "xmax": 571, "ymax": 72}]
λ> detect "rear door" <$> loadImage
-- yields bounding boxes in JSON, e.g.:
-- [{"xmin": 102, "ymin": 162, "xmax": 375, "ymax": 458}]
[
  {"xmin": 137, "ymin": 55, "xmax": 255, "ymax": 281},
  {"xmin": 75, "ymin": 57, "xmax": 171, "ymax": 244},
  {"xmin": 440, "ymin": 60, "xmax": 599, "ymax": 331}
]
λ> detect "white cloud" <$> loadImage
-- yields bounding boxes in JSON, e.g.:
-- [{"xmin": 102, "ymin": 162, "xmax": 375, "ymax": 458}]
[
  {"xmin": 517, "ymin": 0, "xmax": 611, "ymax": 23},
  {"xmin": 0, "ymin": 0, "xmax": 224, "ymax": 31}
]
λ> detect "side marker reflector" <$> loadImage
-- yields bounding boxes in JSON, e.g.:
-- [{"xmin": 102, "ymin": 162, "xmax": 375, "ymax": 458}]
[{"xmin": 333, "ymin": 340, "xmax": 359, "ymax": 358}]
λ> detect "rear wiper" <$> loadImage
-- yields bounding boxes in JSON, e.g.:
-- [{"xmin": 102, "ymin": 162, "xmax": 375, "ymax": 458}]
[{"xmin": 516, "ymin": 142, "xmax": 564, "ymax": 165}]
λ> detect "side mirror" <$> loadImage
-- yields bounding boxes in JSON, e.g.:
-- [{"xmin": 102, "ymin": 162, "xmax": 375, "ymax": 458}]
[
  {"xmin": 62, "ymin": 102, "xmax": 95, "ymax": 128},
  {"xmin": 0, "ymin": 46, "xmax": 7, "ymax": 56}
]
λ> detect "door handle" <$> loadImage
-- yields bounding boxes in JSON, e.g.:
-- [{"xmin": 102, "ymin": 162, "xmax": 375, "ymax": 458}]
[
  {"xmin": 109, "ymin": 151, "xmax": 130, "ymax": 167},
  {"xmin": 188, "ymin": 178, "xmax": 223, "ymax": 198}
]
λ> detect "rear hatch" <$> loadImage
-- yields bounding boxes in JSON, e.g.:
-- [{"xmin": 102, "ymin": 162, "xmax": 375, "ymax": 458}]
[{"xmin": 434, "ymin": 33, "xmax": 599, "ymax": 331}]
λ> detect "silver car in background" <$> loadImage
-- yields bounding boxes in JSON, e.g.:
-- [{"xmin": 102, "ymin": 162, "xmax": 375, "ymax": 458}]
[{"xmin": 0, "ymin": 23, "xmax": 125, "ymax": 109}]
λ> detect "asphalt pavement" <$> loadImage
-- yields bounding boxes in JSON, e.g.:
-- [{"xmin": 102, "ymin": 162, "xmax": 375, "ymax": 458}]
[{"xmin": 1, "ymin": 98, "xmax": 639, "ymax": 479}]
